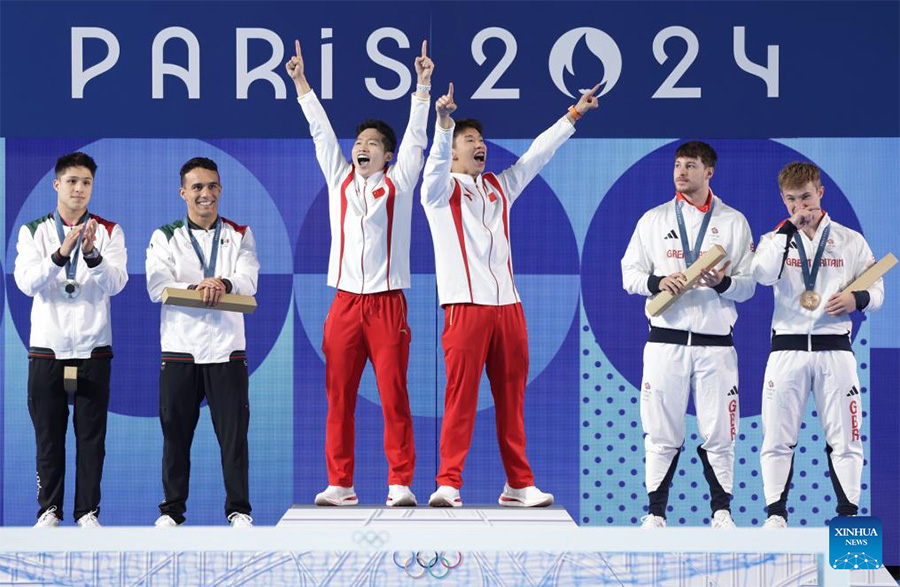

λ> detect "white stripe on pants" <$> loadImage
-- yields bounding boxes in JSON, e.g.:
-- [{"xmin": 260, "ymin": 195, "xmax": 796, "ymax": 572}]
[{"xmin": 641, "ymin": 342, "xmax": 739, "ymax": 494}]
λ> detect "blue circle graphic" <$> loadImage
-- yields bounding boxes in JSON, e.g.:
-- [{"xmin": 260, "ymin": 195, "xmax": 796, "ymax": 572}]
[
  {"xmin": 581, "ymin": 139, "xmax": 863, "ymax": 416},
  {"xmin": 5, "ymin": 139, "xmax": 293, "ymax": 417},
  {"xmin": 293, "ymin": 140, "xmax": 580, "ymax": 417}
]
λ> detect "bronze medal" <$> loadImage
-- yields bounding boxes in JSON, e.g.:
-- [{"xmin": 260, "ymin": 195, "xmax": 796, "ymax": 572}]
[
  {"xmin": 793, "ymin": 225, "xmax": 830, "ymax": 312},
  {"xmin": 800, "ymin": 290, "xmax": 820, "ymax": 310}
]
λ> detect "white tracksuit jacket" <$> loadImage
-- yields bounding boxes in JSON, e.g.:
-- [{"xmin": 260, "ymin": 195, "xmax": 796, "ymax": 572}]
[
  {"xmin": 621, "ymin": 193, "xmax": 756, "ymax": 334},
  {"xmin": 752, "ymin": 213, "xmax": 884, "ymax": 334},
  {"xmin": 14, "ymin": 212, "xmax": 128, "ymax": 359},
  {"xmin": 145, "ymin": 217, "xmax": 259, "ymax": 364},
  {"xmin": 297, "ymin": 91, "xmax": 429, "ymax": 294},
  {"xmin": 421, "ymin": 117, "xmax": 576, "ymax": 306}
]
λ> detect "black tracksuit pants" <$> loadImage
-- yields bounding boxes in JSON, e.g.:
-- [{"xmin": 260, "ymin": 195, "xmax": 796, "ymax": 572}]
[
  {"xmin": 27, "ymin": 352, "xmax": 111, "ymax": 521},
  {"xmin": 158, "ymin": 357, "xmax": 251, "ymax": 524}
]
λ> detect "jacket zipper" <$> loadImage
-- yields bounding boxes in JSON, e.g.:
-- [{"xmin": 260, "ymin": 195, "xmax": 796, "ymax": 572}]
[
  {"xmin": 360, "ymin": 176, "xmax": 367, "ymax": 293},
  {"xmin": 479, "ymin": 185, "xmax": 500, "ymax": 305}
]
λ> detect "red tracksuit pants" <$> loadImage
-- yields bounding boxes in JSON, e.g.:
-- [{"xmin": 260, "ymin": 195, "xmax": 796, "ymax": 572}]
[
  {"xmin": 436, "ymin": 303, "xmax": 535, "ymax": 489},
  {"xmin": 322, "ymin": 290, "xmax": 414, "ymax": 487}
]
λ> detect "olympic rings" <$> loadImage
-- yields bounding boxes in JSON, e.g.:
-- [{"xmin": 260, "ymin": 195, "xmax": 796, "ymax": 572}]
[
  {"xmin": 393, "ymin": 551, "xmax": 464, "ymax": 579},
  {"xmin": 352, "ymin": 530, "xmax": 389, "ymax": 549}
]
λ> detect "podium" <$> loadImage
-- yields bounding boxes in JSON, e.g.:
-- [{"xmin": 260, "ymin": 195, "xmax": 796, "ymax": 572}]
[
  {"xmin": 276, "ymin": 504, "xmax": 577, "ymax": 528},
  {"xmin": 0, "ymin": 508, "xmax": 894, "ymax": 585}
]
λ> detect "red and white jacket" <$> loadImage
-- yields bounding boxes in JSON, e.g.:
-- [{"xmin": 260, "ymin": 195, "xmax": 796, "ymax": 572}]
[
  {"xmin": 14, "ymin": 211, "xmax": 128, "ymax": 359},
  {"xmin": 752, "ymin": 213, "xmax": 884, "ymax": 336},
  {"xmin": 421, "ymin": 117, "xmax": 576, "ymax": 306},
  {"xmin": 297, "ymin": 91, "xmax": 429, "ymax": 294},
  {"xmin": 621, "ymin": 192, "xmax": 756, "ymax": 335}
]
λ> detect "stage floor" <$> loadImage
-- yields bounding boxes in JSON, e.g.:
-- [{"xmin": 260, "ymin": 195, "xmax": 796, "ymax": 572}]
[{"xmin": 0, "ymin": 507, "xmax": 894, "ymax": 586}]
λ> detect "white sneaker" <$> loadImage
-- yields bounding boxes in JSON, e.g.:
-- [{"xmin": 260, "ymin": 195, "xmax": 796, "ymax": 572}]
[
  {"xmin": 498, "ymin": 484, "xmax": 554, "ymax": 507},
  {"xmin": 640, "ymin": 514, "xmax": 667, "ymax": 529},
  {"xmin": 386, "ymin": 485, "xmax": 417, "ymax": 507},
  {"xmin": 428, "ymin": 485, "xmax": 462, "ymax": 508},
  {"xmin": 34, "ymin": 506, "xmax": 60, "ymax": 528},
  {"xmin": 710, "ymin": 509, "xmax": 736, "ymax": 529},
  {"xmin": 228, "ymin": 512, "xmax": 253, "ymax": 527},
  {"xmin": 315, "ymin": 485, "xmax": 358, "ymax": 506},
  {"xmin": 763, "ymin": 515, "xmax": 787, "ymax": 529},
  {"xmin": 154, "ymin": 514, "xmax": 179, "ymax": 528},
  {"xmin": 76, "ymin": 511, "xmax": 101, "ymax": 528}
]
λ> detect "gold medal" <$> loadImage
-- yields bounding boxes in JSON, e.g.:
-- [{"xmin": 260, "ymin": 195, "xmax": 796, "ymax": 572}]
[{"xmin": 800, "ymin": 290, "xmax": 820, "ymax": 310}]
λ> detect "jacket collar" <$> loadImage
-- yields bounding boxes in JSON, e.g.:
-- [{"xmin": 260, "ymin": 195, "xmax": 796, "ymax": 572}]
[{"xmin": 675, "ymin": 189, "xmax": 714, "ymax": 213}]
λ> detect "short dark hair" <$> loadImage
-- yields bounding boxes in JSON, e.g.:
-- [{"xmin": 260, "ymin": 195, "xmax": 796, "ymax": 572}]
[
  {"xmin": 453, "ymin": 119, "xmax": 484, "ymax": 145},
  {"xmin": 180, "ymin": 157, "xmax": 219, "ymax": 185},
  {"xmin": 55, "ymin": 152, "xmax": 97, "ymax": 177},
  {"xmin": 356, "ymin": 120, "xmax": 397, "ymax": 155},
  {"xmin": 675, "ymin": 141, "xmax": 718, "ymax": 168}
]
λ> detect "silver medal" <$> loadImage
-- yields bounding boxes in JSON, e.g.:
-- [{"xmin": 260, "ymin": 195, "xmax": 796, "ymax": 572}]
[{"xmin": 61, "ymin": 279, "xmax": 81, "ymax": 300}]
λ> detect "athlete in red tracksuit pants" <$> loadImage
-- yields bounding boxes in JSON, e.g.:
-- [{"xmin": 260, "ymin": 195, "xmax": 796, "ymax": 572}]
[
  {"xmin": 420, "ymin": 82, "xmax": 600, "ymax": 507},
  {"xmin": 288, "ymin": 39, "xmax": 432, "ymax": 506}
]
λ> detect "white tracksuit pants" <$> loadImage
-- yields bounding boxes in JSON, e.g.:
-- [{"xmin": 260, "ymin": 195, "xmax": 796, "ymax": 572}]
[
  {"xmin": 641, "ymin": 342, "xmax": 739, "ymax": 517},
  {"xmin": 761, "ymin": 349, "xmax": 863, "ymax": 519}
]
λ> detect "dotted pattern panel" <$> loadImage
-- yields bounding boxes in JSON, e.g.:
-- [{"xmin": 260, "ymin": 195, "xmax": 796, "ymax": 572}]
[{"xmin": 579, "ymin": 307, "xmax": 871, "ymax": 527}]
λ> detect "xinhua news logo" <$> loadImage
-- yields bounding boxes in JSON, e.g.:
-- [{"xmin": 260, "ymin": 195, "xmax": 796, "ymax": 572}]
[{"xmin": 829, "ymin": 516, "xmax": 882, "ymax": 570}]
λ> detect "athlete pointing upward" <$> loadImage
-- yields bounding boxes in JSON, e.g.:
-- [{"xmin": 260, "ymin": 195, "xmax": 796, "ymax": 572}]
[
  {"xmin": 287, "ymin": 38, "xmax": 433, "ymax": 507},
  {"xmin": 421, "ymin": 80, "xmax": 599, "ymax": 508}
]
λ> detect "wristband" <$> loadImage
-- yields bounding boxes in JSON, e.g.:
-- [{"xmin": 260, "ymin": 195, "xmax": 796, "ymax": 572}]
[
  {"xmin": 51, "ymin": 249, "xmax": 68, "ymax": 267},
  {"xmin": 417, "ymin": 84, "xmax": 432, "ymax": 93},
  {"xmin": 568, "ymin": 105, "xmax": 581, "ymax": 121}
]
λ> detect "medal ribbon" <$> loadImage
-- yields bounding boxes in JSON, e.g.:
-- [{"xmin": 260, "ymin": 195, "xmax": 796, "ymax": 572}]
[
  {"xmin": 675, "ymin": 198, "xmax": 715, "ymax": 266},
  {"xmin": 54, "ymin": 210, "xmax": 89, "ymax": 280},
  {"xmin": 186, "ymin": 217, "xmax": 221, "ymax": 279},
  {"xmin": 793, "ymin": 224, "xmax": 830, "ymax": 293}
]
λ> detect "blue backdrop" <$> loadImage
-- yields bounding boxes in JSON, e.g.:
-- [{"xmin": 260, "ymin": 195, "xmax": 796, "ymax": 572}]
[{"xmin": 1, "ymin": 0, "xmax": 898, "ymax": 565}]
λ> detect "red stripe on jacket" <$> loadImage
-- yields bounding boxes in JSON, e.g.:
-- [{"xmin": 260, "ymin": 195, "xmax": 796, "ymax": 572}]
[
  {"xmin": 449, "ymin": 180, "xmax": 474, "ymax": 303},
  {"xmin": 483, "ymin": 173, "xmax": 517, "ymax": 297},
  {"xmin": 384, "ymin": 175, "xmax": 396, "ymax": 291},
  {"xmin": 336, "ymin": 169, "xmax": 354, "ymax": 289},
  {"xmin": 222, "ymin": 217, "xmax": 248, "ymax": 237},
  {"xmin": 89, "ymin": 214, "xmax": 118, "ymax": 237}
]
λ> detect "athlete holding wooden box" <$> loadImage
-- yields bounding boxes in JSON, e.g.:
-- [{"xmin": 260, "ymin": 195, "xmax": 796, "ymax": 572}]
[
  {"xmin": 146, "ymin": 157, "xmax": 259, "ymax": 527},
  {"xmin": 753, "ymin": 162, "xmax": 888, "ymax": 529},
  {"xmin": 621, "ymin": 141, "xmax": 755, "ymax": 529}
]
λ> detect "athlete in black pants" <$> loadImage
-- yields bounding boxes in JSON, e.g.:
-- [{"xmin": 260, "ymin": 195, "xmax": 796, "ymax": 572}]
[
  {"xmin": 157, "ymin": 357, "xmax": 251, "ymax": 524},
  {"xmin": 146, "ymin": 157, "xmax": 260, "ymax": 527},
  {"xmin": 14, "ymin": 152, "xmax": 128, "ymax": 527}
]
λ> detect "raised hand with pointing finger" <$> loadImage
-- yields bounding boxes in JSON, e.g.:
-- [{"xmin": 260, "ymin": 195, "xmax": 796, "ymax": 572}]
[
  {"xmin": 414, "ymin": 40, "xmax": 434, "ymax": 97},
  {"xmin": 436, "ymin": 83, "xmax": 456, "ymax": 129},
  {"xmin": 419, "ymin": 48, "xmax": 599, "ymax": 509},
  {"xmin": 566, "ymin": 83, "xmax": 601, "ymax": 124},
  {"xmin": 286, "ymin": 32, "xmax": 432, "ymax": 507},
  {"xmin": 285, "ymin": 39, "xmax": 311, "ymax": 97}
]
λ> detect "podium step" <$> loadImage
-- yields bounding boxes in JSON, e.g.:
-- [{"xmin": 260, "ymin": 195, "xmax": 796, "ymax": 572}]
[{"xmin": 276, "ymin": 504, "xmax": 577, "ymax": 528}]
